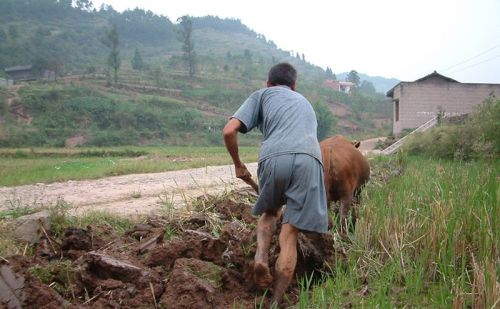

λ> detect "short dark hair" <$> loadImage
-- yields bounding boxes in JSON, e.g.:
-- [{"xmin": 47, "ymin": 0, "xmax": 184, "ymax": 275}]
[{"xmin": 267, "ymin": 63, "xmax": 297, "ymax": 87}]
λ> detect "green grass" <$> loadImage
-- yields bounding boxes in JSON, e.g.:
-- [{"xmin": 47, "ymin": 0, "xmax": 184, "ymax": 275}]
[
  {"xmin": 0, "ymin": 146, "xmax": 259, "ymax": 186},
  {"xmin": 298, "ymin": 155, "xmax": 500, "ymax": 308}
]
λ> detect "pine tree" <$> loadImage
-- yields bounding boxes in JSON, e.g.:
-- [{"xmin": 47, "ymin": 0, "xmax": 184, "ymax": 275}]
[
  {"xmin": 131, "ymin": 48, "xmax": 144, "ymax": 71},
  {"xmin": 176, "ymin": 16, "xmax": 196, "ymax": 79},
  {"xmin": 101, "ymin": 23, "xmax": 121, "ymax": 84}
]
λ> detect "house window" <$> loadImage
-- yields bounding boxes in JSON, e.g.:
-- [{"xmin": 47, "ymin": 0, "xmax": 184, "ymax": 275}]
[{"xmin": 395, "ymin": 99, "xmax": 400, "ymax": 122}]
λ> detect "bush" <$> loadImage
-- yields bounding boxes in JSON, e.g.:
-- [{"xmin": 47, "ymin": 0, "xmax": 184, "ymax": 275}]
[
  {"xmin": 313, "ymin": 100, "xmax": 337, "ymax": 140},
  {"xmin": 405, "ymin": 95, "xmax": 499, "ymax": 160}
]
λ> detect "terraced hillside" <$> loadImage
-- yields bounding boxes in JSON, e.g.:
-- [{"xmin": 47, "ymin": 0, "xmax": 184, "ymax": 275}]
[{"xmin": 0, "ymin": 1, "xmax": 393, "ymax": 147}]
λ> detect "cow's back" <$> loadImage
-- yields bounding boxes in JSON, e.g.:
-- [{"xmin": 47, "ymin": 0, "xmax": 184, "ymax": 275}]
[{"xmin": 320, "ymin": 135, "xmax": 370, "ymax": 204}]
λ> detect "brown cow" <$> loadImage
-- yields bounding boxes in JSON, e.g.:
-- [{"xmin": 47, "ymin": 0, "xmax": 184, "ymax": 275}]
[{"xmin": 320, "ymin": 135, "xmax": 370, "ymax": 232}]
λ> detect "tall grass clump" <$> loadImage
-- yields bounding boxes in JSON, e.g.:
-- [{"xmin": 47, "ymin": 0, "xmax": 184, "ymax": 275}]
[
  {"xmin": 299, "ymin": 155, "xmax": 499, "ymax": 308},
  {"xmin": 405, "ymin": 94, "xmax": 500, "ymax": 160}
]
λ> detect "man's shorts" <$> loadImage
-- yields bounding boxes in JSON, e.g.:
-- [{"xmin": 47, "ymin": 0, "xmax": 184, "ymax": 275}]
[{"xmin": 253, "ymin": 153, "xmax": 328, "ymax": 234}]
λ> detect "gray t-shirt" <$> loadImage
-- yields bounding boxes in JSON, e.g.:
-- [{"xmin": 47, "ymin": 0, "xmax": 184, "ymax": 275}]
[{"xmin": 232, "ymin": 85, "xmax": 322, "ymax": 164}]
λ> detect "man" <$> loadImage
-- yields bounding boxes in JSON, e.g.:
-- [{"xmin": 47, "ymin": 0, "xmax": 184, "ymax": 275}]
[{"xmin": 223, "ymin": 63, "xmax": 328, "ymax": 303}]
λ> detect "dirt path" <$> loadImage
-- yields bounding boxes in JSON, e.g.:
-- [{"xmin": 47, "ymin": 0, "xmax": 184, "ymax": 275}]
[
  {"xmin": 0, "ymin": 138, "xmax": 383, "ymax": 216},
  {"xmin": 359, "ymin": 137, "xmax": 385, "ymax": 154},
  {"xmin": 0, "ymin": 163, "xmax": 258, "ymax": 216}
]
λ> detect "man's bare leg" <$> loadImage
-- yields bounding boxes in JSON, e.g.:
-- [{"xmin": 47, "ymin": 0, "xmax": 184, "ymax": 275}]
[
  {"xmin": 254, "ymin": 210, "xmax": 280, "ymax": 290},
  {"xmin": 272, "ymin": 223, "xmax": 299, "ymax": 304}
]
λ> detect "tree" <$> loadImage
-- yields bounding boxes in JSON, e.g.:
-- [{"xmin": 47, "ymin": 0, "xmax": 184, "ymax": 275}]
[
  {"xmin": 101, "ymin": 23, "xmax": 121, "ymax": 84},
  {"xmin": 325, "ymin": 67, "xmax": 336, "ymax": 80},
  {"xmin": 58, "ymin": 0, "xmax": 72, "ymax": 8},
  {"xmin": 359, "ymin": 80, "xmax": 376, "ymax": 95},
  {"xmin": 131, "ymin": 48, "xmax": 144, "ymax": 71},
  {"xmin": 75, "ymin": 0, "xmax": 93, "ymax": 11},
  {"xmin": 152, "ymin": 67, "xmax": 162, "ymax": 87},
  {"xmin": 32, "ymin": 57, "xmax": 49, "ymax": 77},
  {"xmin": 8, "ymin": 25, "xmax": 19, "ymax": 41},
  {"xmin": 244, "ymin": 49, "xmax": 252, "ymax": 62},
  {"xmin": 346, "ymin": 70, "xmax": 360, "ymax": 87},
  {"xmin": 176, "ymin": 15, "xmax": 196, "ymax": 79},
  {"xmin": 0, "ymin": 28, "xmax": 7, "ymax": 43},
  {"xmin": 313, "ymin": 101, "xmax": 337, "ymax": 140}
]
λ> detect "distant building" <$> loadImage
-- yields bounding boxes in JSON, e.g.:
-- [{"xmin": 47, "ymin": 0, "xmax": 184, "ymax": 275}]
[
  {"xmin": 323, "ymin": 79, "xmax": 355, "ymax": 94},
  {"xmin": 4, "ymin": 65, "xmax": 35, "ymax": 81},
  {"xmin": 386, "ymin": 71, "xmax": 500, "ymax": 135}
]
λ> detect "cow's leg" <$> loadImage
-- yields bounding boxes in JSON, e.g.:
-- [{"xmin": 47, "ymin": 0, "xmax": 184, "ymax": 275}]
[
  {"xmin": 254, "ymin": 209, "xmax": 280, "ymax": 290},
  {"xmin": 351, "ymin": 188, "xmax": 362, "ymax": 228},
  {"xmin": 339, "ymin": 195, "xmax": 353, "ymax": 234},
  {"xmin": 272, "ymin": 223, "xmax": 299, "ymax": 305}
]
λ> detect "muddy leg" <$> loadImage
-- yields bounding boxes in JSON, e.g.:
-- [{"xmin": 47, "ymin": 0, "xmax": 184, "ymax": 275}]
[
  {"xmin": 272, "ymin": 223, "xmax": 299, "ymax": 305},
  {"xmin": 254, "ymin": 210, "xmax": 280, "ymax": 290}
]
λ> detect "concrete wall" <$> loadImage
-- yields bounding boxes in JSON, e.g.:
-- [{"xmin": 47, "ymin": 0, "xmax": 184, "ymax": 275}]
[
  {"xmin": 0, "ymin": 78, "xmax": 14, "ymax": 87},
  {"xmin": 392, "ymin": 80, "xmax": 500, "ymax": 134}
]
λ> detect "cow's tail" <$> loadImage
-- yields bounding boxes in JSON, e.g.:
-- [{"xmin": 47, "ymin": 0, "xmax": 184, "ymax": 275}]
[{"xmin": 328, "ymin": 147, "xmax": 336, "ymax": 177}]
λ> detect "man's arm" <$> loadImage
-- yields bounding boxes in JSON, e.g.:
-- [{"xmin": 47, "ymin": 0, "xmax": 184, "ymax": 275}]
[{"xmin": 223, "ymin": 118, "xmax": 252, "ymax": 180}]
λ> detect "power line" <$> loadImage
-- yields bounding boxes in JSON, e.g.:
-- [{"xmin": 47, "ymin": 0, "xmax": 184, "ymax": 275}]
[
  {"xmin": 441, "ymin": 42, "xmax": 500, "ymax": 72},
  {"xmin": 447, "ymin": 53, "xmax": 500, "ymax": 74}
]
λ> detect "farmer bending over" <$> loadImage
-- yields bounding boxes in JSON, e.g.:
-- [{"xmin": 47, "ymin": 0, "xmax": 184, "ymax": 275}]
[{"xmin": 223, "ymin": 63, "xmax": 328, "ymax": 304}]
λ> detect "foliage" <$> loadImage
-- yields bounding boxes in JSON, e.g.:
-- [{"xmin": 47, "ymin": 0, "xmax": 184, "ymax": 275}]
[
  {"xmin": 359, "ymin": 80, "xmax": 376, "ymax": 95},
  {"xmin": 131, "ymin": 48, "xmax": 145, "ymax": 71},
  {"xmin": 0, "ymin": 28, "xmax": 7, "ymax": 43},
  {"xmin": 405, "ymin": 95, "xmax": 500, "ymax": 160},
  {"xmin": 313, "ymin": 100, "xmax": 337, "ymax": 140},
  {"xmin": 102, "ymin": 23, "xmax": 121, "ymax": 84},
  {"xmin": 192, "ymin": 16, "xmax": 256, "ymax": 36},
  {"xmin": 110, "ymin": 8, "xmax": 175, "ymax": 45},
  {"xmin": 8, "ymin": 25, "xmax": 19, "ymax": 40},
  {"xmin": 346, "ymin": 70, "xmax": 360, "ymax": 86},
  {"xmin": 177, "ymin": 15, "xmax": 196, "ymax": 79},
  {"xmin": 325, "ymin": 66, "xmax": 336, "ymax": 80},
  {"xmin": 0, "ymin": 0, "xmax": 393, "ymax": 147},
  {"xmin": 0, "ymin": 84, "xmax": 219, "ymax": 147}
]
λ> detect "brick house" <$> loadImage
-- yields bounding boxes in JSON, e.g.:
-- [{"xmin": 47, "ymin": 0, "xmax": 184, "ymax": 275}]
[
  {"xmin": 386, "ymin": 71, "xmax": 500, "ymax": 134},
  {"xmin": 4, "ymin": 65, "xmax": 35, "ymax": 81},
  {"xmin": 323, "ymin": 79, "xmax": 355, "ymax": 94}
]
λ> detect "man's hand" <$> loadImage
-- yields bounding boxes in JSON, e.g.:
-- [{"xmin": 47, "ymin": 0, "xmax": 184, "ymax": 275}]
[
  {"xmin": 235, "ymin": 163, "xmax": 252, "ymax": 181},
  {"xmin": 235, "ymin": 163, "xmax": 259, "ymax": 193}
]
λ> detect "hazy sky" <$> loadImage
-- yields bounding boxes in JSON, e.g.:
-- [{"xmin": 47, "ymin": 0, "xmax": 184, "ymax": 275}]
[{"xmin": 92, "ymin": 0, "xmax": 500, "ymax": 83}]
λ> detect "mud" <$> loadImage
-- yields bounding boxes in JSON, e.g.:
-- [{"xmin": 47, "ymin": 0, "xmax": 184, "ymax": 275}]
[{"xmin": 1, "ymin": 194, "xmax": 341, "ymax": 308}]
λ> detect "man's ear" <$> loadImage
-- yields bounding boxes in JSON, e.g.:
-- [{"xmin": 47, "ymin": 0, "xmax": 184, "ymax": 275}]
[
  {"xmin": 267, "ymin": 81, "xmax": 272, "ymax": 87},
  {"xmin": 290, "ymin": 81, "xmax": 296, "ymax": 91}
]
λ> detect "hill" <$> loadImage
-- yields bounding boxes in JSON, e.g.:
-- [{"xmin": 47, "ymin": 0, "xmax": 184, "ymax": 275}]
[{"xmin": 0, "ymin": 1, "xmax": 392, "ymax": 147}]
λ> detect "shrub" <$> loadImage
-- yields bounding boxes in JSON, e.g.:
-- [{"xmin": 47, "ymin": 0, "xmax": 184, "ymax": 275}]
[
  {"xmin": 405, "ymin": 95, "xmax": 499, "ymax": 160},
  {"xmin": 313, "ymin": 100, "xmax": 337, "ymax": 140}
]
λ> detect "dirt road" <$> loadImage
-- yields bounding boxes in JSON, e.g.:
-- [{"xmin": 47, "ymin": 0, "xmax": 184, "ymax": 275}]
[
  {"xmin": 0, "ymin": 138, "xmax": 383, "ymax": 216},
  {"xmin": 0, "ymin": 163, "xmax": 258, "ymax": 216}
]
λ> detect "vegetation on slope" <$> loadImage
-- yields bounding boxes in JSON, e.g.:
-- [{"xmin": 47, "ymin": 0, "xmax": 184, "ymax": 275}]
[
  {"xmin": 0, "ymin": 0, "xmax": 392, "ymax": 147},
  {"xmin": 405, "ymin": 94, "xmax": 500, "ymax": 160}
]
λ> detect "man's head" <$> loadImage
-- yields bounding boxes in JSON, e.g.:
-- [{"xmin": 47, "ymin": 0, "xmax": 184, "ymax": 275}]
[{"xmin": 267, "ymin": 63, "xmax": 297, "ymax": 90}]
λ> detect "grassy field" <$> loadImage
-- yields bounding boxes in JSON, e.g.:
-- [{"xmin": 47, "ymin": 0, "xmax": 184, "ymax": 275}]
[
  {"xmin": 0, "ymin": 146, "xmax": 260, "ymax": 186},
  {"xmin": 298, "ymin": 155, "xmax": 500, "ymax": 308},
  {"xmin": 1, "ymin": 151, "xmax": 498, "ymax": 307}
]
